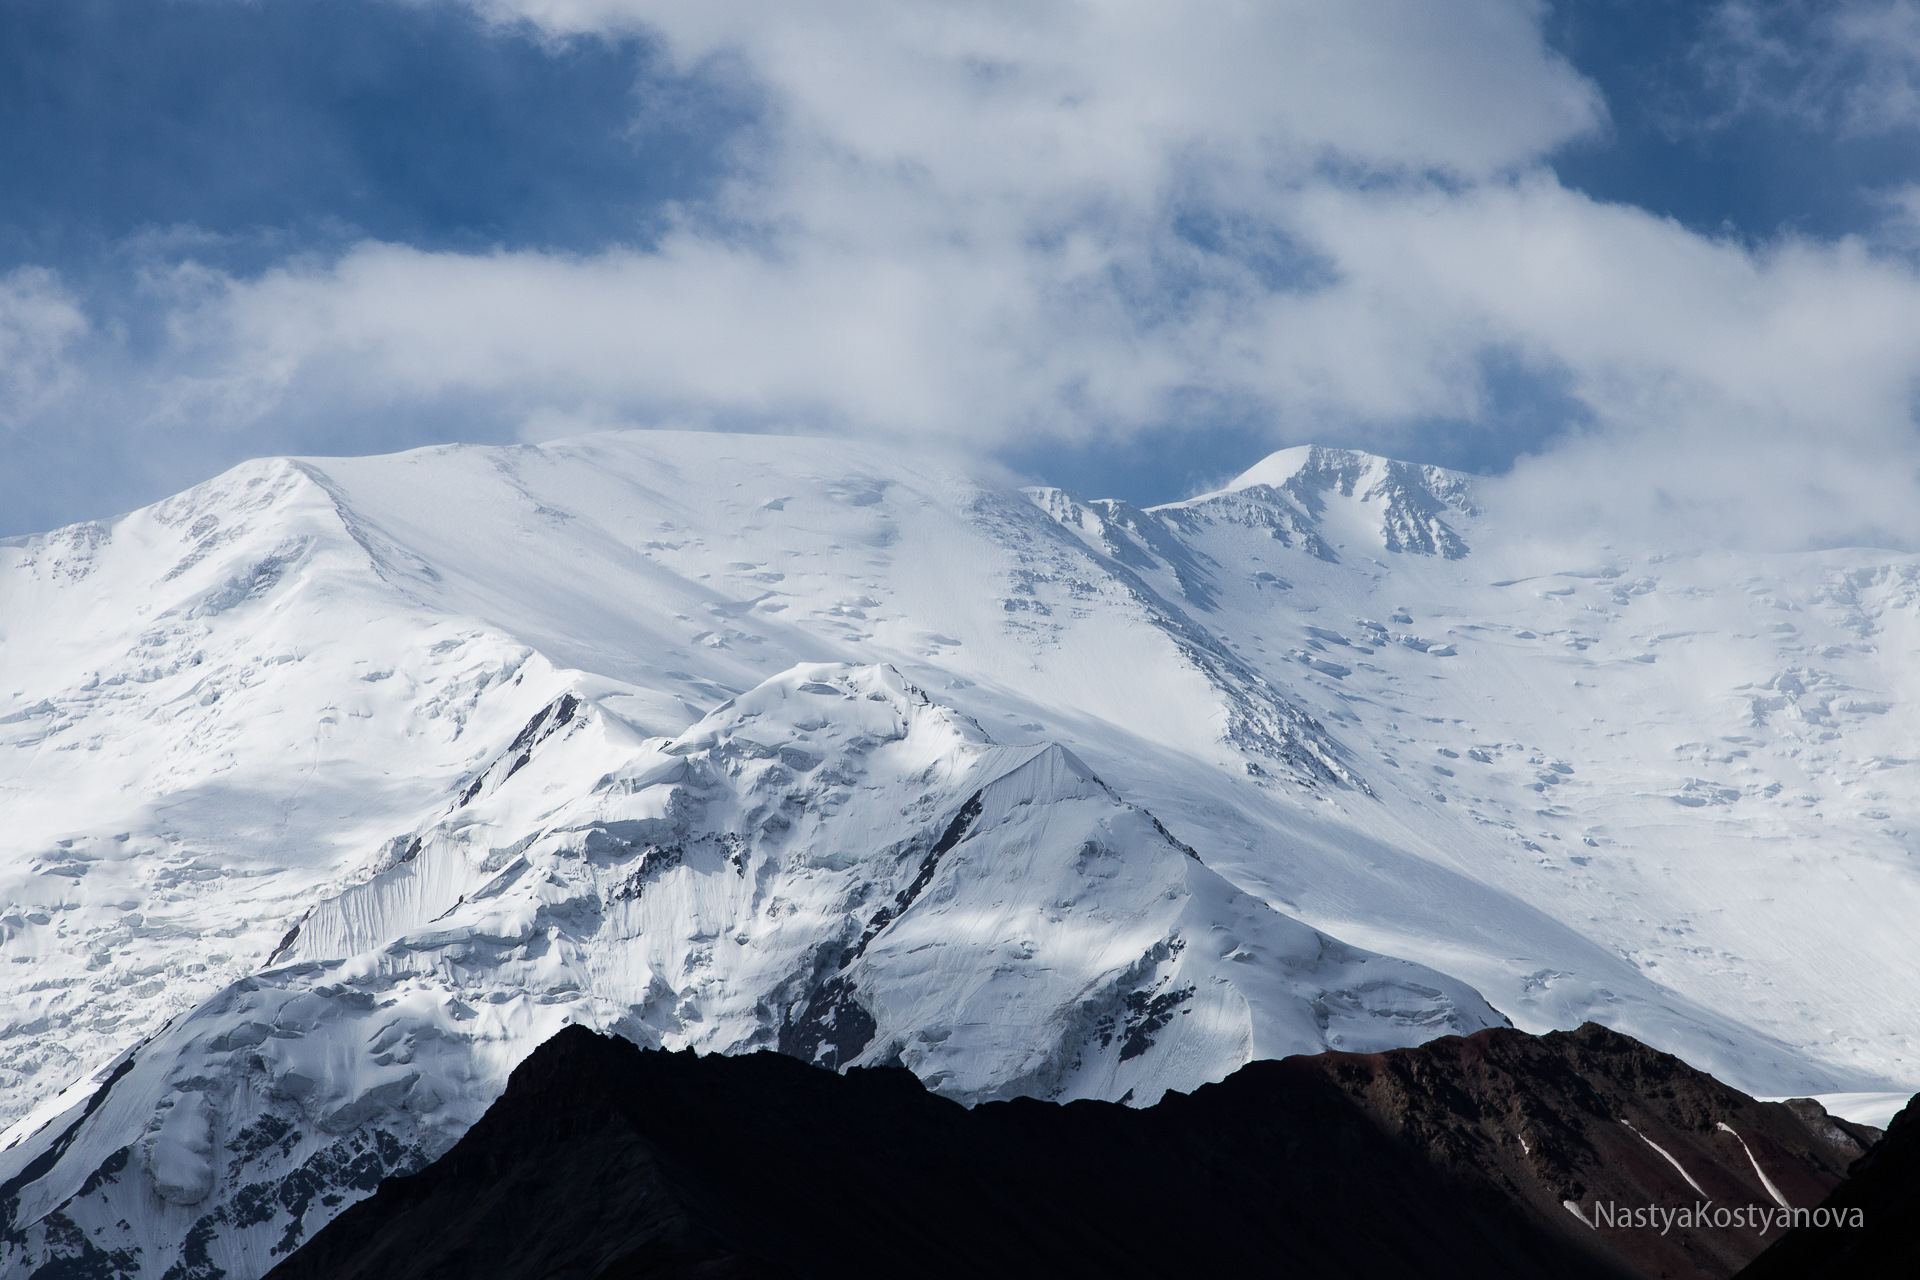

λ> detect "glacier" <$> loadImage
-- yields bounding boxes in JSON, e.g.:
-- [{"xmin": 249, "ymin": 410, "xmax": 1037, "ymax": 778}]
[{"xmin": 3, "ymin": 432, "xmax": 1919, "ymax": 1276}]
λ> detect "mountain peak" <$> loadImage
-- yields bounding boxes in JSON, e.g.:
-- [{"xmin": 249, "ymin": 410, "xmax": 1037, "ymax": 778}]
[
  {"xmin": 1162, "ymin": 444, "xmax": 1478, "ymax": 560},
  {"xmin": 1222, "ymin": 444, "xmax": 1472, "ymax": 504},
  {"xmin": 1221, "ymin": 443, "xmax": 1323, "ymax": 491}
]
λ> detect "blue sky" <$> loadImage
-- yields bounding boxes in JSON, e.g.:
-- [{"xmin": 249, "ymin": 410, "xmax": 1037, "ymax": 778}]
[
  {"xmin": 0, "ymin": 1, "xmax": 743, "ymax": 267},
  {"xmin": 6, "ymin": 1, "xmax": 1920, "ymax": 545}
]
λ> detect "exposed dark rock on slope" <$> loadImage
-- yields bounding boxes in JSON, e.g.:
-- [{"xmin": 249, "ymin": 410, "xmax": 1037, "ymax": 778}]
[
  {"xmin": 1736, "ymin": 1094, "xmax": 1920, "ymax": 1279},
  {"xmin": 264, "ymin": 1023, "xmax": 1876, "ymax": 1280},
  {"xmin": 1308, "ymin": 1023, "xmax": 1879, "ymax": 1280}
]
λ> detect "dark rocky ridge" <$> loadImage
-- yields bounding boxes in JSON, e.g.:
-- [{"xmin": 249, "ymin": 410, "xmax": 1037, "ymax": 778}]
[
  {"xmin": 1736, "ymin": 1093, "xmax": 1920, "ymax": 1278},
  {"xmin": 263, "ymin": 1023, "xmax": 1881, "ymax": 1280}
]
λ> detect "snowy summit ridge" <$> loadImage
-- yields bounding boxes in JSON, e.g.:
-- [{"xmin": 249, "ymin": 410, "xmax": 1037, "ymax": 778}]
[
  {"xmin": 4, "ymin": 431, "xmax": 1920, "ymax": 1277},
  {"xmin": 1186, "ymin": 443, "xmax": 1478, "ymax": 560}
]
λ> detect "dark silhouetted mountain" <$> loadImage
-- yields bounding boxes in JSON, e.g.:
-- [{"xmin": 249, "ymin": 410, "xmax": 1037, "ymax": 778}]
[
  {"xmin": 262, "ymin": 1022, "xmax": 1878, "ymax": 1280},
  {"xmin": 1736, "ymin": 1092, "xmax": 1920, "ymax": 1279}
]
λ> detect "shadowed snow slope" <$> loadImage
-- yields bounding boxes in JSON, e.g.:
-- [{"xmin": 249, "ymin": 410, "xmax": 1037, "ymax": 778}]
[{"xmin": 3, "ymin": 432, "xmax": 1919, "ymax": 1276}]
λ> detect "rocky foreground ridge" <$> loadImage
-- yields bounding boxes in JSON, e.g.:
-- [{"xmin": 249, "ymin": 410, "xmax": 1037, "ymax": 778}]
[{"xmin": 265, "ymin": 1022, "xmax": 1884, "ymax": 1280}]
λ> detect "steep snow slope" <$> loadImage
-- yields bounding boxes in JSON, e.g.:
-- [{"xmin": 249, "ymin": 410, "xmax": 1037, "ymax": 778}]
[
  {"xmin": 3, "ymin": 431, "xmax": 1919, "ymax": 1276},
  {"xmin": 0, "ymin": 459, "xmax": 579, "ymax": 1136}
]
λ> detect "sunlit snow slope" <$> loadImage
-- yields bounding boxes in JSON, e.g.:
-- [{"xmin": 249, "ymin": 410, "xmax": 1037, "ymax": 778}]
[{"xmin": 3, "ymin": 433, "xmax": 1918, "ymax": 1277}]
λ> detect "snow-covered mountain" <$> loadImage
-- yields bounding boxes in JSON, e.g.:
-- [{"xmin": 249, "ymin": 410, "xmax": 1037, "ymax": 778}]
[{"xmin": 4, "ymin": 432, "xmax": 1919, "ymax": 1276}]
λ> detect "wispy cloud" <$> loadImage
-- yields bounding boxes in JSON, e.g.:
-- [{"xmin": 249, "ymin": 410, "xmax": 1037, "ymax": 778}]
[
  {"xmin": 1701, "ymin": 0, "xmax": 1920, "ymax": 135},
  {"xmin": 0, "ymin": 269, "xmax": 86, "ymax": 429}
]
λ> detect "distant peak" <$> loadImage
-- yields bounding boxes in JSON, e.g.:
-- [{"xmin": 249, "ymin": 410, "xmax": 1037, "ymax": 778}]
[
  {"xmin": 1168, "ymin": 445, "xmax": 1477, "ymax": 560},
  {"xmin": 1220, "ymin": 444, "xmax": 1471, "ymax": 499}
]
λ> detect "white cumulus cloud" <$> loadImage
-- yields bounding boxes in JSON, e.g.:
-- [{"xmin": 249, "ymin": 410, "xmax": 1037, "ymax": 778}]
[{"xmin": 9, "ymin": 0, "xmax": 1920, "ymax": 552}]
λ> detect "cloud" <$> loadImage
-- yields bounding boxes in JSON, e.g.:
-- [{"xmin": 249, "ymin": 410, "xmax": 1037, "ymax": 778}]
[
  {"xmin": 129, "ymin": 163, "xmax": 1920, "ymax": 552},
  {"xmin": 463, "ymin": 1, "xmax": 1604, "ymax": 175},
  {"xmin": 0, "ymin": 268, "xmax": 86, "ymax": 428},
  {"xmin": 1701, "ymin": 0, "xmax": 1920, "ymax": 136},
  {"xmin": 149, "ymin": 1, "xmax": 1615, "ymax": 426},
  {"xmin": 1294, "ymin": 176, "xmax": 1920, "ymax": 547},
  {"xmin": 7, "ymin": 0, "xmax": 1920, "ymax": 553}
]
